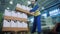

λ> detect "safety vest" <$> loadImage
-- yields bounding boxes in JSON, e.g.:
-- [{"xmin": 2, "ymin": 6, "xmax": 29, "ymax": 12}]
[
  {"xmin": 29, "ymin": 4, "xmax": 41, "ymax": 16},
  {"xmin": 34, "ymin": 10, "xmax": 41, "ymax": 16}
]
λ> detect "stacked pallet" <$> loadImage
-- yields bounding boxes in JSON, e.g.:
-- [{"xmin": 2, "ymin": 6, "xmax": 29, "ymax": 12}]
[
  {"xmin": 2, "ymin": 3, "xmax": 34, "ymax": 34},
  {"xmin": 2, "ymin": 9, "xmax": 29, "ymax": 34},
  {"xmin": 16, "ymin": 4, "xmax": 34, "ymax": 15}
]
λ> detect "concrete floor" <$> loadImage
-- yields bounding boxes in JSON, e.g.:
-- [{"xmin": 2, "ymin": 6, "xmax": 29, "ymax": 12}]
[{"xmin": 2, "ymin": 32, "xmax": 45, "ymax": 34}]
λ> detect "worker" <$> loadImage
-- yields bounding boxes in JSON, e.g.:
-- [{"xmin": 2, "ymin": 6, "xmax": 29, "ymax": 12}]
[{"xmin": 28, "ymin": 0, "xmax": 41, "ymax": 34}]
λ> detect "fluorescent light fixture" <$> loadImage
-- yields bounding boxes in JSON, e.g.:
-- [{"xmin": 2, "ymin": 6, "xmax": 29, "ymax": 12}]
[
  {"xmin": 10, "ymin": 1, "xmax": 13, "ymax": 4},
  {"xmin": 49, "ymin": 9, "xmax": 59, "ymax": 16},
  {"xmin": 42, "ymin": 13, "xmax": 47, "ymax": 18},
  {"xmin": 28, "ymin": 1, "xmax": 31, "ymax": 4}
]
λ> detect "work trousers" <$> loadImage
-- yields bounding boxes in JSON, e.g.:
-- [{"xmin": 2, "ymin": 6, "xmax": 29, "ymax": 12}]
[{"xmin": 31, "ymin": 15, "xmax": 41, "ymax": 33}]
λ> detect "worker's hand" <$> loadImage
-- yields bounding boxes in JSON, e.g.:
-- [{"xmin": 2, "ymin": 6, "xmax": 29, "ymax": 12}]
[
  {"xmin": 30, "ymin": 12, "xmax": 35, "ymax": 15},
  {"xmin": 31, "ymin": 12, "xmax": 35, "ymax": 14}
]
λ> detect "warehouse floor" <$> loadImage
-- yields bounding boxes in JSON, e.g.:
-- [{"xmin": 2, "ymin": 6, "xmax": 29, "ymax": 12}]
[
  {"xmin": 2, "ymin": 32, "xmax": 43, "ymax": 34},
  {"xmin": 1, "ymin": 31, "xmax": 51, "ymax": 34}
]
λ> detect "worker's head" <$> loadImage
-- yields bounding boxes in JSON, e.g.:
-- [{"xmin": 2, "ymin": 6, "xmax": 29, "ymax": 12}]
[{"xmin": 30, "ymin": 0, "xmax": 37, "ymax": 4}]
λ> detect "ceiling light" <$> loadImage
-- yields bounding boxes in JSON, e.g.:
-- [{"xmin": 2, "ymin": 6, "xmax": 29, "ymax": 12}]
[
  {"xmin": 10, "ymin": 1, "xmax": 13, "ymax": 4},
  {"xmin": 42, "ymin": 13, "xmax": 47, "ymax": 18},
  {"xmin": 28, "ymin": 1, "xmax": 31, "ymax": 4}
]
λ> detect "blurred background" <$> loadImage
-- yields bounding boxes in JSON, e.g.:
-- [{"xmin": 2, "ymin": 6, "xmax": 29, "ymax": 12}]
[{"xmin": 0, "ymin": 0, "xmax": 60, "ymax": 34}]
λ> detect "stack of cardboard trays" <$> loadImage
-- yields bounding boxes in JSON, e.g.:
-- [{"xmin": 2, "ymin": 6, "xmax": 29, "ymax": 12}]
[
  {"xmin": 16, "ymin": 3, "xmax": 32, "ymax": 11},
  {"xmin": 3, "ymin": 9, "xmax": 28, "ymax": 28},
  {"xmin": 3, "ymin": 20, "xmax": 28, "ymax": 28},
  {"xmin": 4, "ymin": 9, "xmax": 28, "ymax": 19}
]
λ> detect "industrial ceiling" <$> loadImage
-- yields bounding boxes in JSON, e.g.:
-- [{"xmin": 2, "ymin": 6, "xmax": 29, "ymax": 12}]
[{"xmin": 0, "ymin": 0, "xmax": 60, "ymax": 12}]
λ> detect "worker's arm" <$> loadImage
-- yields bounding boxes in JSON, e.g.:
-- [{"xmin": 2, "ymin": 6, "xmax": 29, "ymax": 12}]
[
  {"xmin": 30, "ymin": 4, "xmax": 39, "ymax": 12},
  {"xmin": 30, "ymin": 4, "xmax": 39, "ymax": 15}
]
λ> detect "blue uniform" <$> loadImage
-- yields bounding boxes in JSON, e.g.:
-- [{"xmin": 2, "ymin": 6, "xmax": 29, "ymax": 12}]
[{"xmin": 29, "ymin": 4, "xmax": 41, "ymax": 33}]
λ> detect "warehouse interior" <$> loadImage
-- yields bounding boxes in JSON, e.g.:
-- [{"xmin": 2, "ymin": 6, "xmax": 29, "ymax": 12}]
[{"xmin": 0, "ymin": 0, "xmax": 60, "ymax": 34}]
